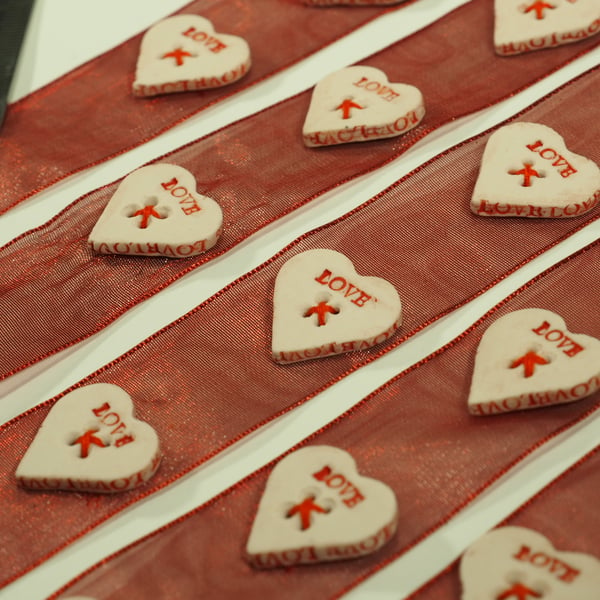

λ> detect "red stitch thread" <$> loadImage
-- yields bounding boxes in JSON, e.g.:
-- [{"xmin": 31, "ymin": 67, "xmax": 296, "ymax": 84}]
[
  {"xmin": 510, "ymin": 351, "xmax": 549, "ymax": 378},
  {"xmin": 509, "ymin": 162, "xmax": 543, "ymax": 187},
  {"xmin": 286, "ymin": 497, "xmax": 328, "ymax": 530},
  {"xmin": 161, "ymin": 47, "xmax": 193, "ymax": 66},
  {"xmin": 71, "ymin": 429, "xmax": 106, "ymax": 458},
  {"xmin": 524, "ymin": 1, "xmax": 556, "ymax": 20}
]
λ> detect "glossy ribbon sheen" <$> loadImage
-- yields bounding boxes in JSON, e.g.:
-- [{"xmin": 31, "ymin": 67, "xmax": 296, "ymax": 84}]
[
  {"xmin": 406, "ymin": 446, "xmax": 600, "ymax": 600},
  {"xmin": 50, "ymin": 240, "xmax": 600, "ymax": 599},
  {"xmin": 0, "ymin": 0, "xmax": 406, "ymax": 212},
  {"xmin": 0, "ymin": 65, "xmax": 598, "ymax": 588},
  {"xmin": 0, "ymin": 0, "xmax": 598, "ymax": 382}
]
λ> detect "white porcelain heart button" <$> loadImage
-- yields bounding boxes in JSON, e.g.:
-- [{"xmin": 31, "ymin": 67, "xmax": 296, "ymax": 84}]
[
  {"xmin": 461, "ymin": 527, "xmax": 600, "ymax": 599},
  {"xmin": 271, "ymin": 249, "xmax": 402, "ymax": 363},
  {"xmin": 468, "ymin": 308, "xmax": 600, "ymax": 416},
  {"xmin": 133, "ymin": 15, "xmax": 251, "ymax": 97},
  {"xmin": 246, "ymin": 445, "xmax": 398, "ymax": 568},
  {"xmin": 494, "ymin": 0, "xmax": 600, "ymax": 55},
  {"xmin": 88, "ymin": 164, "xmax": 223, "ymax": 258},
  {"xmin": 302, "ymin": 65, "xmax": 425, "ymax": 147},
  {"xmin": 471, "ymin": 123, "xmax": 600, "ymax": 219},
  {"xmin": 16, "ymin": 384, "xmax": 161, "ymax": 493}
]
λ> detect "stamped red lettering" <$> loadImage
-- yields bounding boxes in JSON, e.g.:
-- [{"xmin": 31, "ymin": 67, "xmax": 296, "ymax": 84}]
[
  {"xmin": 514, "ymin": 544, "xmax": 581, "ymax": 583},
  {"xmin": 312, "ymin": 465, "xmax": 366, "ymax": 508},
  {"xmin": 353, "ymin": 76, "xmax": 400, "ymax": 102},
  {"xmin": 532, "ymin": 320, "xmax": 585, "ymax": 357},
  {"xmin": 182, "ymin": 26, "xmax": 228, "ymax": 53},
  {"xmin": 161, "ymin": 177, "xmax": 202, "ymax": 215},
  {"xmin": 90, "ymin": 401, "xmax": 136, "ymax": 447},
  {"xmin": 314, "ymin": 268, "xmax": 373, "ymax": 307},
  {"xmin": 526, "ymin": 140, "xmax": 578, "ymax": 178}
]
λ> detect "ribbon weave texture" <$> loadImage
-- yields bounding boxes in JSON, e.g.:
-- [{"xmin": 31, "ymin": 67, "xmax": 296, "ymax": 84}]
[
  {"xmin": 407, "ymin": 446, "xmax": 600, "ymax": 600},
  {"xmin": 0, "ymin": 65, "xmax": 598, "ymax": 588},
  {"xmin": 50, "ymin": 240, "xmax": 600, "ymax": 600},
  {"xmin": 0, "ymin": 0, "xmax": 398, "ymax": 211},
  {"xmin": 1, "ymin": 0, "xmax": 598, "ymax": 381}
]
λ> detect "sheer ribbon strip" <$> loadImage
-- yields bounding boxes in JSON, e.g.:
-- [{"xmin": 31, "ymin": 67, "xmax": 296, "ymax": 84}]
[
  {"xmin": 0, "ymin": 0, "xmax": 403, "ymax": 212},
  {"xmin": 0, "ymin": 66, "xmax": 598, "ymax": 588},
  {"xmin": 49, "ymin": 240, "xmax": 600, "ymax": 600},
  {"xmin": 1, "ymin": 2, "xmax": 598, "ymax": 380},
  {"xmin": 406, "ymin": 446, "xmax": 600, "ymax": 600}
]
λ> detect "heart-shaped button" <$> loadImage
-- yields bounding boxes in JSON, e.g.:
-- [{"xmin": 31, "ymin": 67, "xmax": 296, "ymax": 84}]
[
  {"xmin": 133, "ymin": 15, "xmax": 251, "ymax": 97},
  {"xmin": 468, "ymin": 308, "xmax": 600, "ymax": 416},
  {"xmin": 471, "ymin": 123, "xmax": 600, "ymax": 219},
  {"xmin": 246, "ymin": 445, "xmax": 398, "ymax": 568},
  {"xmin": 460, "ymin": 526, "xmax": 600, "ymax": 599},
  {"xmin": 494, "ymin": 0, "xmax": 600, "ymax": 55},
  {"xmin": 88, "ymin": 163, "xmax": 223, "ymax": 258},
  {"xmin": 271, "ymin": 249, "xmax": 402, "ymax": 363},
  {"xmin": 16, "ymin": 384, "xmax": 161, "ymax": 493},
  {"xmin": 302, "ymin": 65, "xmax": 425, "ymax": 147}
]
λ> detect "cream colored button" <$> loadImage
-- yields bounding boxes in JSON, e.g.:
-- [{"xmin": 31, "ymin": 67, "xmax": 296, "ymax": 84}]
[
  {"xmin": 246, "ymin": 445, "xmax": 398, "ymax": 568},
  {"xmin": 16, "ymin": 384, "xmax": 161, "ymax": 493},
  {"xmin": 272, "ymin": 248, "xmax": 402, "ymax": 363},
  {"xmin": 494, "ymin": 0, "xmax": 600, "ymax": 55},
  {"xmin": 303, "ymin": 65, "xmax": 424, "ymax": 147},
  {"xmin": 88, "ymin": 163, "xmax": 223, "ymax": 258},
  {"xmin": 471, "ymin": 123, "xmax": 600, "ymax": 219},
  {"xmin": 468, "ymin": 308, "xmax": 600, "ymax": 416},
  {"xmin": 133, "ymin": 14, "xmax": 251, "ymax": 97},
  {"xmin": 461, "ymin": 526, "xmax": 600, "ymax": 599}
]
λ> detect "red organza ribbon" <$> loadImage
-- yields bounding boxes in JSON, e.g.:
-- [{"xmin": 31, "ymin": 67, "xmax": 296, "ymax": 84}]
[
  {"xmin": 49, "ymin": 240, "xmax": 600, "ymax": 600},
  {"xmin": 406, "ymin": 446, "xmax": 600, "ymax": 600},
  {"xmin": 0, "ymin": 65, "xmax": 598, "ymax": 588},
  {"xmin": 1, "ymin": 0, "xmax": 598, "ymax": 381},
  {"xmin": 0, "ymin": 0, "xmax": 402, "ymax": 212}
]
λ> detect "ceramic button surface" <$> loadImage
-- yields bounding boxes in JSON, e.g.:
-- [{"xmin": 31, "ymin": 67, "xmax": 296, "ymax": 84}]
[
  {"xmin": 468, "ymin": 308, "xmax": 600, "ymax": 416},
  {"xmin": 461, "ymin": 526, "xmax": 600, "ymax": 599},
  {"xmin": 303, "ymin": 65, "xmax": 424, "ymax": 147},
  {"xmin": 89, "ymin": 164, "xmax": 223, "ymax": 258},
  {"xmin": 494, "ymin": 0, "xmax": 600, "ymax": 55},
  {"xmin": 246, "ymin": 445, "xmax": 398, "ymax": 568},
  {"xmin": 471, "ymin": 123, "xmax": 600, "ymax": 219},
  {"xmin": 133, "ymin": 14, "xmax": 251, "ymax": 97},
  {"xmin": 272, "ymin": 248, "xmax": 402, "ymax": 363},
  {"xmin": 16, "ymin": 384, "xmax": 161, "ymax": 493}
]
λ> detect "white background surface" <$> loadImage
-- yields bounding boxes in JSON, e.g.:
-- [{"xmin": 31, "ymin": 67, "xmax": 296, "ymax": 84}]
[{"xmin": 1, "ymin": 1, "xmax": 599, "ymax": 598}]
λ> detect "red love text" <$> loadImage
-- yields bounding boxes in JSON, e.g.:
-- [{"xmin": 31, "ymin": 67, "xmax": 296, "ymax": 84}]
[
  {"xmin": 160, "ymin": 177, "xmax": 201, "ymax": 215},
  {"xmin": 469, "ymin": 374, "xmax": 600, "ymax": 415},
  {"xmin": 353, "ymin": 76, "xmax": 400, "ymax": 102},
  {"xmin": 531, "ymin": 320, "xmax": 585, "ymax": 357},
  {"xmin": 513, "ymin": 544, "xmax": 580, "ymax": 583},
  {"xmin": 526, "ymin": 140, "xmax": 578, "ymax": 178},
  {"xmin": 90, "ymin": 239, "xmax": 210, "ymax": 258},
  {"xmin": 473, "ymin": 194, "xmax": 599, "ymax": 218},
  {"xmin": 92, "ymin": 401, "xmax": 136, "ymax": 447},
  {"xmin": 273, "ymin": 318, "xmax": 401, "ymax": 363},
  {"xmin": 497, "ymin": 19, "xmax": 600, "ymax": 55},
  {"xmin": 132, "ymin": 60, "xmax": 249, "ymax": 97},
  {"xmin": 312, "ymin": 465, "xmax": 365, "ymax": 508},
  {"xmin": 314, "ymin": 268, "xmax": 373, "ymax": 307},
  {"xmin": 182, "ymin": 27, "xmax": 227, "ymax": 53},
  {"xmin": 248, "ymin": 520, "xmax": 396, "ymax": 568},
  {"xmin": 304, "ymin": 107, "xmax": 423, "ymax": 146}
]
